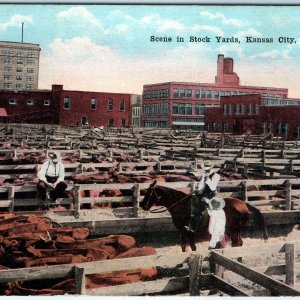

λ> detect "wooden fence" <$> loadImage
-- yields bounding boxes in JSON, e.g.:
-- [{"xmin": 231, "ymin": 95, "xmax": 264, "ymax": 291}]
[{"xmin": 1, "ymin": 241, "xmax": 300, "ymax": 296}]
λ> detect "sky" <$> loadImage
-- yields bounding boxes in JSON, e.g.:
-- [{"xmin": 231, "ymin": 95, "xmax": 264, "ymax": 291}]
[{"xmin": 1, "ymin": 4, "xmax": 300, "ymax": 97}]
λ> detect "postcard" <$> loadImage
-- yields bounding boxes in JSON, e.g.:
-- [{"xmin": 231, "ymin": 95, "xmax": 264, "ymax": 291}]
[{"xmin": 0, "ymin": 2, "xmax": 300, "ymax": 297}]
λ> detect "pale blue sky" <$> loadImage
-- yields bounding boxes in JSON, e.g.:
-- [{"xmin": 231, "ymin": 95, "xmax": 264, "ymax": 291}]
[{"xmin": 1, "ymin": 5, "xmax": 300, "ymax": 96}]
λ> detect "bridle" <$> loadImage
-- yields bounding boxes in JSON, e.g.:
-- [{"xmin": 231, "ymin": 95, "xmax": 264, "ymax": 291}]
[{"xmin": 146, "ymin": 185, "xmax": 191, "ymax": 214}]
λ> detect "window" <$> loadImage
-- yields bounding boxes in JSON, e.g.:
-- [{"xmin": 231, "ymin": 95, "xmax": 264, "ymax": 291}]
[
  {"xmin": 4, "ymin": 50, "xmax": 13, "ymax": 56},
  {"xmin": 44, "ymin": 100, "xmax": 50, "ymax": 106},
  {"xmin": 4, "ymin": 83, "xmax": 12, "ymax": 89},
  {"xmin": 26, "ymin": 84, "xmax": 33, "ymax": 90},
  {"xmin": 261, "ymin": 123, "xmax": 267, "ymax": 134},
  {"xmin": 122, "ymin": 118, "xmax": 126, "ymax": 127},
  {"xmin": 4, "ymin": 57, "xmax": 12, "ymax": 64},
  {"xmin": 207, "ymin": 90, "xmax": 212, "ymax": 99},
  {"xmin": 120, "ymin": 99, "xmax": 125, "ymax": 111},
  {"xmin": 201, "ymin": 90, "xmax": 206, "ymax": 98},
  {"xmin": 16, "ymin": 75, "xmax": 22, "ymax": 81},
  {"xmin": 195, "ymin": 104, "xmax": 206, "ymax": 115},
  {"xmin": 27, "ymin": 68, "xmax": 34, "ymax": 73},
  {"xmin": 26, "ymin": 76, "xmax": 34, "ymax": 81},
  {"xmin": 220, "ymin": 91, "xmax": 225, "ymax": 97},
  {"xmin": 4, "ymin": 75, "xmax": 12, "ymax": 81},
  {"xmin": 186, "ymin": 89, "xmax": 192, "ymax": 97},
  {"xmin": 17, "ymin": 50, "xmax": 23, "ymax": 56},
  {"xmin": 236, "ymin": 104, "xmax": 240, "ymax": 115},
  {"xmin": 172, "ymin": 103, "xmax": 192, "ymax": 115},
  {"xmin": 108, "ymin": 118, "xmax": 114, "ymax": 127},
  {"xmin": 16, "ymin": 83, "xmax": 23, "ymax": 89},
  {"xmin": 27, "ymin": 59, "xmax": 35, "ymax": 65},
  {"xmin": 255, "ymin": 104, "xmax": 259, "ymax": 115},
  {"xmin": 223, "ymin": 123, "xmax": 228, "ymax": 132},
  {"xmin": 27, "ymin": 99, "xmax": 34, "ymax": 106},
  {"xmin": 228, "ymin": 104, "xmax": 233, "ymax": 115},
  {"xmin": 195, "ymin": 90, "xmax": 200, "ymax": 98},
  {"xmin": 295, "ymin": 127, "xmax": 300, "ymax": 138},
  {"xmin": 17, "ymin": 59, "xmax": 23, "ymax": 64},
  {"xmin": 173, "ymin": 89, "xmax": 179, "ymax": 97},
  {"xmin": 225, "ymin": 91, "xmax": 231, "ymax": 96},
  {"xmin": 4, "ymin": 66, "xmax": 12, "ymax": 72},
  {"xmin": 82, "ymin": 116, "xmax": 89, "ymax": 125},
  {"xmin": 64, "ymin": 97, "xmax": 71, "ymax": 109},
  {"xmin": 91, "ymin": 98, "xmax": 97, "ymax": 110},
  {"xmin": 28, "ymin": 52, "xmax": 34, "ymax": 57},
  {"xmin": 249, "ymin": 103, "xmax": 254, "ymax": 115},
  {"xmin": 9, "ymin": 99, "xmax": 17, "ymax": 105},
  {"xmin": 16, "ymin": 67, "xmax": 23, "ymax": 72},
  {"xmin": 214, "ymin": 91, "xmax": 220, "ymax": 99},
  {"xmin": 179, "ymin": 89, "xmax": 186, "ymax": 97},
  {"xmin": 108, "ymin": 98, "xmax": 113, "ymax": 111},
  {"xmin": 241, "ymin": 104, "xmax": 247, "ymax": 115},
  {"xmin": 223, "ymin": 104, "xmax": 227, "ymax": 115},
  {"xmin": 232, "ymin": 91, "xmax": 238, "ymax": 95}
]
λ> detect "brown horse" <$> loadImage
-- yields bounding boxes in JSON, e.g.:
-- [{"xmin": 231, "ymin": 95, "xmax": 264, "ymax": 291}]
[{"xmin": 139, "ymin": 181, "xmax": 268, "ymax": 252}]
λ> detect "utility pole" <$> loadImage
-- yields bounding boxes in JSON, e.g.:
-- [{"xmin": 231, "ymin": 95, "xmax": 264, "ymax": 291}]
[{"xmin": 21, "ymin": 22, "xmax": 24, "ymax": 43}]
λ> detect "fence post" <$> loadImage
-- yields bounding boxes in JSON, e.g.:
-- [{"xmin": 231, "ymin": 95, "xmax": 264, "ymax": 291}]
[
  {"xmin": 289, "ymin": 159, "xmax": 294, "ymax": 172},
  {"xmin": 75, "ymin": 266, "xmax": 86, "ymax": 295},
  {"xmin": 74, "ymin": 185, "xmax": 81, "ymax": 218},
  {"xmin": 215, "ymin": 250, "xmax": 225, "ymax": 279},
  {"xmin": 241, "ymin": 180, "xmax": 248, "ymax": 202},
  {"xmin": 133, "ymin": 183, "xmax": 140, "ymax": 218},
  {"xmin": 285, "ymin": 243, "xmax": 295, "ymax": 287},
  {"xmin": 138, "ymin": 149, "xmax": 143, "ymax": 160},
  {"xmin": 157, "ymin": 161, "xmax": 161, "ymax": 172},
  {"xmin": 240, "ymin": 149, "xmax": 244, "ymax": 158},
  {"xmin": 243, "ymin": 163, "xmax": 248, "ymax": 179},
  {"xmin": 188, "ymin": 254, "xmax": 201, "ymax": 296},
  {"xmin": 8, "ymin": 186, "xmax": 15, "ymax": 213},
  {"xmin": 285, "ymin": 180, "xmax": 292, "ymax": 210}
]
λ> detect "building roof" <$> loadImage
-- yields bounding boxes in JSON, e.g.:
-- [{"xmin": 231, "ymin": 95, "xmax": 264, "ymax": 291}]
[{"xmin": 0, "ymin": 108, "xmax": 7, "ymax": 117}]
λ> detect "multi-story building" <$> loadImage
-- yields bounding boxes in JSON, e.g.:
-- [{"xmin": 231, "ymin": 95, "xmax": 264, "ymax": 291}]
[
  {"xmin": 141, "ymin": 54, "xmax": 288, "ymax": 130},
  {"xmin": 0, "ymin": 41, "xmax": 41, "ymax": 91},
  {"xmin": 0, "ymin": 84, "xmax": 140, "ymax": 128},
  {"xmin": 130, "ymin": 94, "xmax": 142, "ymax": 127},
  {"xmin": 205, "ymin": 94, "xmax": 300, "ymax": 140}
]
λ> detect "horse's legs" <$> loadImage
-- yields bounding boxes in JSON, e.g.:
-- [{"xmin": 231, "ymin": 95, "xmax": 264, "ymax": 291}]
[
  {"xmin": 180, "ymin": 229, "xmax": 188, "ymax": 252},
  {"xmin": 187, "ymin": 231, "xmax": 197, "ymax": 251}
]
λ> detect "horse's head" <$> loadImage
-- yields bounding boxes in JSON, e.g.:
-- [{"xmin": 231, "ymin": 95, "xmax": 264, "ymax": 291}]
[{"xmin": 139, "ymin": 180, "xmax": 161, "ymax": 211}]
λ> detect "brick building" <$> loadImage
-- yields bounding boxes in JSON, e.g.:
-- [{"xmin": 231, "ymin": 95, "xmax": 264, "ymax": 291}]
[
  {"xmin": 0, "ymin": 85, "xmax": 139, "ymax": 128},
  {"xmin": 0, "ymin": 41, "xmax": 41, "ymax": 91},
  {"xmin": 205, "ymin": 94, "xmax": 300, "ymax": 140},
  {"xmin": 141, "ymin": 54, "xmax": 288, "ymax": 130}
]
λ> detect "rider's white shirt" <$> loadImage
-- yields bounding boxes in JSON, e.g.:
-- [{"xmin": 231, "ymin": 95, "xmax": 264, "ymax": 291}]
[{"xmin": 196, "ymin": 171, "xmax": 220, "ymax": 193}]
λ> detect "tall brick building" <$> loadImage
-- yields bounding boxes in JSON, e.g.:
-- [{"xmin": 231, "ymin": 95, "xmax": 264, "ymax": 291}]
[
  {"xmin": 141, "ymin": 54, "xmax": 288, "ymax": 130},
  {"xmin": 0, "ymin": 41, "xmax": 41, "ymax": 91}
]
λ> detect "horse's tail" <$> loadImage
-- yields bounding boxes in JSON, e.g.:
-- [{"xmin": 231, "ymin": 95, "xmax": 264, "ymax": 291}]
[{"xmin": 246, "ymin": 203, "xmax": 268, "ymax": 240}]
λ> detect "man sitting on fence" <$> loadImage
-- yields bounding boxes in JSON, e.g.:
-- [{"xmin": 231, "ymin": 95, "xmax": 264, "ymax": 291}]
[
  {"xmin": 185, "ymin": 160, "xmax": 221, "ymax": 233},
  {"xmin": 37, "ymin": 151, "xmax": 67, "ymax": 205}
]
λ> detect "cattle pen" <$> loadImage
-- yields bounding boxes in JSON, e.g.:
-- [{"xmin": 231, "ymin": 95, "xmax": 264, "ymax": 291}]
[{"xmin": 1, "ymin": 124, "xmax": 300, "ymax": 296}]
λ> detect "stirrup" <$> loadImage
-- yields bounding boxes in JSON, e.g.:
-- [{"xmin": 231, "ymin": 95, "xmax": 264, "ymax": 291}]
[{"xmin": 184, "ymin": 225, "xmax": 194, "ymax": 233}]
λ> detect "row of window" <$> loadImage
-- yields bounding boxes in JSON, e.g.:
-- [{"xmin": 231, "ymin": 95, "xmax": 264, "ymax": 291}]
[
  {"xmin": 4, "ymin": 83, "xmax": 34, "ymax": 90},
  {"xmin": 143, "ymin": 89, "xmax": 169, "ymax": 99},
  {"xmin": 8, "ymin": 99, "xmax": 50, "ymax": 106},
  {"xmin": 263, "ymin": 99, "xmax": 300, "ymax": 106},
  {"xmin": 63, "ymin": 97, "xmax": 126, "ymax": 111},
  {"xmin": 206, "ymin": 123, "xmax": 228, "ymax": 132},
  {"xmin": 207, "ymin": 122, "xmax": 300, "ymax": 137},
  {"xmin": 143, "ymin": 104, "xmax": 169, "ymax": 116},
  {"xmin": 172, "ymin": 89, "xmax": 285, "ymax": 99},
  {"xmin": 4, "ymin": 75, "xmax": 34, "ymax": 81},
  {"xmin": 223, "ymin": 103, "xmax": 260, "ymax": 116},
  {"xmin": 2, "ymin": 50, "xmax": 36, "ymax": 57},
  {"xmin": 144, "ymin": 121, "xmax": 169, "ymax": 128},
  {"xmin": 172, "ymin": 103, "xmax": 206, "ymax": 115},
  {"xmin": 4, "ymin": 66, "xmax": 35, "ymax": 73},
  {"xmin": 4, "ymin": 58, "xmax": 36, "ymax": 65}
]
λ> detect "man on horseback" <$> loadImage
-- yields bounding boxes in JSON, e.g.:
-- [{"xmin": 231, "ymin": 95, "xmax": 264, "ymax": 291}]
[{"xmin": 185, "ymin": 161, "xmax": 221, "ymax": 235}]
